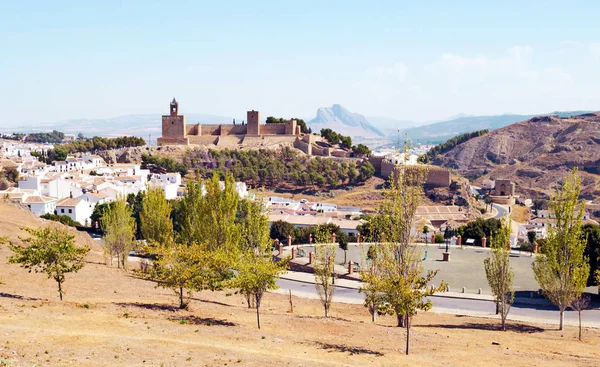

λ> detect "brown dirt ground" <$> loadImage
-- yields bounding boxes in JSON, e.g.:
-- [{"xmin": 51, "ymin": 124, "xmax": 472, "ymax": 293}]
[
  {"xmin": 1, "ymin": 200, "xmax": 599, "ymax": 366},
  {"xmin": 510, "ymin": 205, "xmax": 532, "ymax": 224}
]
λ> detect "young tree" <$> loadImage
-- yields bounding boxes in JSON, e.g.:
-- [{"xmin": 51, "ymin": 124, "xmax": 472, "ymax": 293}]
[
  {"xmin": 484, "ymin": 218, "xmax": 514, "ymax": 331},
  {"xmin": 146, "ymin": 239, "xmax": 217, "ymax": 309},
  {"xmin": 101, "ymin": 197, "xmax": 136, "ymax": 269},
  {"xmin": 364, "ymin": 156, "xmax": 446, "ymax": 354},
  {"xmin": 314, "ymin": 242, "xmax": 336, "ymax": 318},
  {"xmin": 532, "ymin": 168, "xmax": 590, "ymax": 330},
  {"xmin": 527, "ymin": 230, "xmax": 537, "ymax": 245},
  {"xmin": 139, "ymin": 187, "xmax": 173, "ymax": 245},
  {"xmin": 233, "ymin": 251, "xmax": 287, "ymax": 328},
  {"xmin": 6, "ymin": 226, "xmax": 89, "ymax": 300},
  {"xmin": 570, "ymin": 294, "xmax": 590, "ymax": 341}
]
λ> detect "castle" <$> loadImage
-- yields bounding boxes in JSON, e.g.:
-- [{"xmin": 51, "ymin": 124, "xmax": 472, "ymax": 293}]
[{"xmin": 157, "ymin": 99, "xmax": 301, "ymax": 146}]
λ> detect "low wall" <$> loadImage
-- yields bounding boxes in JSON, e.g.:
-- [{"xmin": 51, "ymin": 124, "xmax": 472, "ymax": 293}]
[
  {"xmin": 331, "ymin": 149, "xmax": 349, "ymax": 158},
  {"xmin": 188, "ymin": 136, "xmax": 218, "ymax": 146}
]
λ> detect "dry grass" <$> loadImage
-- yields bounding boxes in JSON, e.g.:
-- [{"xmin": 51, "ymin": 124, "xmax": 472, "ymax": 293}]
[
  {"xmin": 510, "ymin": 205, "xmax": 532, "ymax": 223},
  {"xmin": 1, "ymin": 200, "xmax": 599, "ymax": 366}
]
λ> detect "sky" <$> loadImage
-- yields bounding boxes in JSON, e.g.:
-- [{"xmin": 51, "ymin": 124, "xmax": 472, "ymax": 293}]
[{"xmin": 1, "ymin": 0, "xmax": 600, "ymax": 127}]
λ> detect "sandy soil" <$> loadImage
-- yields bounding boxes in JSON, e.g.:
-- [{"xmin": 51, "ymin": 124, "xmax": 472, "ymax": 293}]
[{"xmin": 1, "ymin": 200, "xmax": 599, "ymax": 366}]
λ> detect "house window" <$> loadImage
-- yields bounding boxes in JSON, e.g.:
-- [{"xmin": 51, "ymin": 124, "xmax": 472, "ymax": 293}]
[
  {"xmin": 61, "ymin": 208, "xmax": 65, "ymax": 213},
  {"xmin": 68, "ymin": 209, "xmax": 72, "ymax": 214}
]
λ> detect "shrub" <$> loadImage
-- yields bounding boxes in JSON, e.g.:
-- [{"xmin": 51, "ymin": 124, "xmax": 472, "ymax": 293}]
[
  {"xmin": 40, "ymin": 213, "xmax": 81, "ymax": 227},
  {"xmin": 434, "ymin": 233, "xmax": 445, "ymax": 244}
]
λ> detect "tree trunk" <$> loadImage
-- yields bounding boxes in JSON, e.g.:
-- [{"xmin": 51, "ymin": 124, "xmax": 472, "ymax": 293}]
[
  {"xmin": 255, "ymin": 294, "xmax": 261, "ymax": 329},
  {"xmin": 324, "ymin": 301, "xmax": 329, "ymax": 318},
  {"xmin": 578, "ymin": 310, "xmax": 582, "ymax": 341},
  {"xmin": 58, "ymin": 280, "xmax": 63, "ymax": 301},
  {"xmin": 559, "ymin": 309, "xmax": 564, "ymax": 331},
  {"xmin": 405, "ymin": 316, "xmax": 410, "ymax": 355},
  {"xmin": 179, "ymin": 287, "xmax": 185, "ymax": 309},
  {"xmin": 371, "ymin": 301, "xmax": 376, "ymax": 323},
  {"xmin": 289, "ymin": 290, "xmax": 293, "ymax": 313},
  {"xmin": 397, "ymin": 313, "xmax": 405, "ymax": 327}
]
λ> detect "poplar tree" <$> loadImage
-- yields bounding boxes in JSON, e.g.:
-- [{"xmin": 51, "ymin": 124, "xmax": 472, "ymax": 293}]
[
  {"xmin": 361, "ymin": 143, "xmax": 446, "ymax": 354},
  {"xmin": 140, "ymin": 187, "xmax": 173, "ymax": 245},
  {"xmin": 101, "ymin": 197, "xmax": 136, "ymax": 269},
  {"xmin": 7, "ymin": 226, "xmax": 89, "ymax": 300},
  {"xmin": 314, "ymin": 242, "xmax": 336, "ymax": 318},
  {"xmin": 484, "ymin": 218, "xmax": 514, "ymax": 331},
  {"xmin": 533, "ymin": 168, "xmax": 590, "ymax": 330}
]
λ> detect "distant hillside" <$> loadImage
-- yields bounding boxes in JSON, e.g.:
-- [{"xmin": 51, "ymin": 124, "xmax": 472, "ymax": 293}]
[
  {"xmin": 434, "ymin": 112, "xmax": 600, "ymax": 199},
  {"xmin": 402, "ymin": 111, "xmax": 592, "ymax": 143},
  {"xmin": 0, "ymin": 113, "xmax": 235, "ymax": 140},
  {"xmin": 309, "ymin": 104, "xmax": 385, "ymax": 138}
]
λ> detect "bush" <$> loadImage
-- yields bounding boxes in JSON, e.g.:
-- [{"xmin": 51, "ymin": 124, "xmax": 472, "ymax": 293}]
[
  {"xmin": 40, "ymin": 213, "xmax": 81, "ymax": 227},
  {"xmin": 434, "ymin": 233, "xmax": 445, "ymax": 244},
  {"xmin": 519, "ymin": 242, "xmax": 533, "ymax": 252}
]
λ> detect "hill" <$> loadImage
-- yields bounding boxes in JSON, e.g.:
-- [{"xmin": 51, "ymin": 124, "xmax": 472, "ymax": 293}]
[
  {"xmin": 309, "ymin": 104, "xmax": 385, "ymax": 138},
  {"xmin": 433, "ymin": 113, "xmax": 600, "ymax": 199},
  {"xmin": 402, "ymin": 111, "xmax": 592, "ymax": 143}
]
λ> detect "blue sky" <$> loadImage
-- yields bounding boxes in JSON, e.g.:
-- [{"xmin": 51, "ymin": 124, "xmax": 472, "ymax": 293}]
[{"xmin": 1, "ymin": 0, "xmax": 600, "ymax": 126}]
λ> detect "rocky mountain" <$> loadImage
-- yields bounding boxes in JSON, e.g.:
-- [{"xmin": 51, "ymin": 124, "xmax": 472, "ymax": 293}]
[
  {"xmin": 401, "ymin": 111, "xmax": 592, "ymax": 143},
  {"xmin": 435, "ymin": 113, "xmax": 600, "ymax": 199},
  {"xmin": 309, "ymin": 104, "xmax": 385, "ymax": 138}
]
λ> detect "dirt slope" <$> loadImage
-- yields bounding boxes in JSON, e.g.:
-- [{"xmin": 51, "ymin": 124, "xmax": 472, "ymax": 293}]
[{"xmin": 1, "ymin": 200, "xmax": 599, "ymax": 366}]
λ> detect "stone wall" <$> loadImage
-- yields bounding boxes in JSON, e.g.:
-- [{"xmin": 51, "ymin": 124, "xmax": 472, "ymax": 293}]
[
  {"xmin": 200, "ymin": 125, "xmax": 222, "ymax": 136},
  {"xmin": 331, "ymin": 149, "xmax": 349, "ymax": 158},
  {"xmin": 425, "ymin": 166, "xmax": 451, "ymax": 188},
  {"xmin": 294, "ymin": 137, "xmax": 311, "ymax": 155},
  {"xmin": 157, "ymin": 136, "xmax": 189, "ymax": 145},
  {"xmin": 261, "ymin": 124, "xmax": 287, "ymax": 135},
  {"xmin": 368, "ymin": 156, "xmax": 385, "ymax": 173},
  {"xmin": 491, "ymin": 179, "xmax": 515, "ymax": 196},
  {"xmin": 186, "ymin": 124, "xmax": 200, "ymax": 135},
  {"xmin": 220, "ymin": 125, "xmax": 247, "ymax": 135}
]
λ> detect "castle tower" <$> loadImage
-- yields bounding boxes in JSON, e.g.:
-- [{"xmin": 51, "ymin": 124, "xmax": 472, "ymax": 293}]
[
  {"xmin": 247, "ymin": 110, "xmax": 260, "ymax": 136},
  {"xmin": 170, "ymin": 98, "xmax": 178, "ymax": 116},
  {"xmin": 158, "ymin": 98, "xmax": 188, "ymax": 146}
]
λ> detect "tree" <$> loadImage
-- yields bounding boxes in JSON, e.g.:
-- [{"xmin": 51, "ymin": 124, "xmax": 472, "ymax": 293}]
[
  {"xmin": 314, "ymin": 242, "xmax": 336, "ymax": 318},
  {"xmin": 3, "ymin": 167, "xmax": 19, "ymax": 183},
  {"xmin": 6, "ymin": 226, "xmax": 89, "ymax": 300},
  {"xmin": 269, "ymin": 220, "xmax": 295, "ymax": 244},
  {"xmin": 233, "ymin": 250, "xmax": 287, "ymax": 328},
  {"xmin": 101, "ymin": 197, "xmax": 136, "ymax": 269},
  {"xmin": 423, "ymin": 224, "xmax": 429, "ymax": 245},
  {"xmin": 360, "ymin": 160, "xmax": 446, "ymax": 355},
  {"xmin": 570, "ymin": 294, "xmax": 590, "ymax": 341},
  {"xmin": 140, "ymin": 187, "xmax": 173, "ymax": 245},
  {"xmin": 532, "ymin": 168, "xmax": 590, "ymax": 330},
  {"xmin": 484, "ymin": 218, "xmax": 514, "ymax": 331},
  {"xmin": 358, "ymin": 161, "xmax": 375, "ymax": 182},
  {"xmin": 352, "ymin": 144, "xmax": 371, "ymax": 156},
  {"xmin": 146, "ymin": 239, "xmax": 215, "ymax": 309},
  {"xmin": 527, "ymin": 230, "xmax": 537, "ymax": 245}
]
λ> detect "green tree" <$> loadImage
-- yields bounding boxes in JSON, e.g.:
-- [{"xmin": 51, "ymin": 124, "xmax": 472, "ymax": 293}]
[
  {"xmin": 358, "ymin": 161, "xmax": 375, "ymax": 182},
  {"xmin": 360, "ymin": 160, "xmax": 446, "ymax": 354},
  {"xmin": 532, "ymin": 168, "xmax": 590, "ymax": 330},
  {"xmin": 269, "ymin": 220, "xmax": 295, "ymax": 244},
  {"xmin": 146, "ymin": 239, "xmax": 215, "ymax": 309},
  {"xmin": 352, "ymin": 144, "xmax": 371, "ymax": 156},
  {"xmin": 6, "ymin": 226, "xmax": 89, "ymax": 300},
  {"xmin": 101, "ymin": 197, "xmax": 136, "ymax": 269},
  {"xmin": 140, "ymin": 187, "xmax": 173, "ymax": 245},
  {"xmin": 314, "ymin": 242, "xmax": 336, "ymax": 318},
  {"xmin": 233, "ymin": 248, "xmax": 287, "ymax": 328},
  {"xmin": 484, "ymin": 218, "xmax": 514, "ymax": 331},
  {"xmin": 527, "ymin": 230, "xmax": 537, "ymax": 245}
]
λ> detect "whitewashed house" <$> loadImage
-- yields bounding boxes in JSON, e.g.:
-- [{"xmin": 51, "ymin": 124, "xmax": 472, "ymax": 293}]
[
  {"xmin": 23, "ymin": 195, "xmax": 57, "ymax": 217},
  {"xmin": 56, "ymin": 197, "xmax": 93, "ymax": 225}
]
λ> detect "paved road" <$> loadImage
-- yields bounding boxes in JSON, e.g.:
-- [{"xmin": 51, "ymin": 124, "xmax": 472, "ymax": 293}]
[{"xmin": 276, "ymin": 278, "xmax": 600, "ymax": 327}]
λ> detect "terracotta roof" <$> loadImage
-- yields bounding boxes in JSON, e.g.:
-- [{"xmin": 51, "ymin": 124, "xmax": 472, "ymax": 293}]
[
  {"xmin": 114, "ymin": 176, "xmax": 140, "ymax": 181},
  {"xmin": 23, "ymin": 195, "xmax": 56, "ymax": 204},
  {"xmin": 56, "ymin": 197, "xmax": 82, "ymax": 207}
]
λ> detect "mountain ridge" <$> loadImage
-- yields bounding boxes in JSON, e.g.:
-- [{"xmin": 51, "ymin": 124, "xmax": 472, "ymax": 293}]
[{"xmin": 308, "ymin": 104, "xmax": 385, "ymax": 138}]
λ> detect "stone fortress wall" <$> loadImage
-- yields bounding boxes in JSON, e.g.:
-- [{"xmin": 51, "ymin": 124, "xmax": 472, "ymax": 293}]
[
  {"xmin": 376, "ymin": 158, "xmax": 451, "ymax": 188},
  {"xmin": 157, "ymin": 99, "xmax": 299, "ymax": 146}
]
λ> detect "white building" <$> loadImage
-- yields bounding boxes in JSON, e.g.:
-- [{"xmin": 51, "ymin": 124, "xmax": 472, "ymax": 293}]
[
  {"xmin": 23, "ymin": 195, "xmax": 57, "ymax": 217},
  {"xmin": 56, "ymin": 197, "xmax": 94, "ymax": 225}
]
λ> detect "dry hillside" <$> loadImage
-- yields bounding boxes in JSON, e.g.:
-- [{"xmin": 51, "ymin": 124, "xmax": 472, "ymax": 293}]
[
  {"xmin": 1, "ymin": 201, "xmax": 599, "ymax": 366},
  {"xmin": 436, "ymin": 113, "xmax": 600, "ymax": 200}
]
